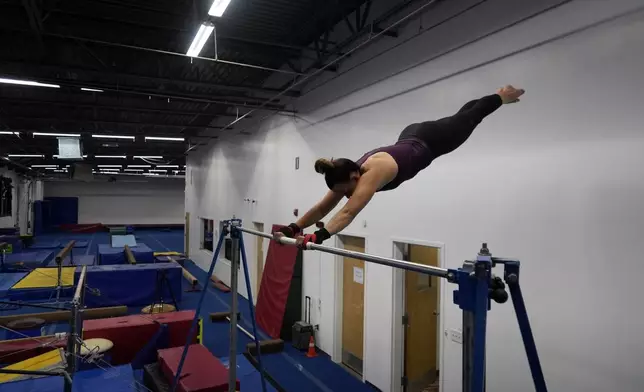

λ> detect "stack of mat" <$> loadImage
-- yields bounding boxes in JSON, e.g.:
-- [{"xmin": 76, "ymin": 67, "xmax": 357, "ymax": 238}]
[
  {"xmin": 7, "ymin": 267, "xmax": 75, "ymax": 301},
  {"xmin": 46, "ymin": 254, "xmax": 96, "ymax": 267},
  {"xmin": 83, "ymin": 310, "xmax": 197, "ymax": 365},
  {"xmin": 3, "ymin": 251, "xmax": 55, "ymax": 269}
]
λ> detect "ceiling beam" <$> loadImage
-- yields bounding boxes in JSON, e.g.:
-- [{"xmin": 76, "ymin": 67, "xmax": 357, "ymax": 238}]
[
  {"xmin": 1, "ymin": 116, "xmax": 229, "ymax": 131},
  {"xmin": 0, "ymin": 97, "xmax": 254, "ymax": 119},
  {"xmin": 0, "ymin": 60, "xmax": 300, "ymax": 97}
]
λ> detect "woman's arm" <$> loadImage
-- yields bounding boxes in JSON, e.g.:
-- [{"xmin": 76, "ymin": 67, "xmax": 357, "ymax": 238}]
[
  {"xmin": 294, "ymin": 190, "xmax": 344, "ymax": 230},
  {"xmin": 324, "ymin": 170, "xmax": 386, "ymax": 235}
]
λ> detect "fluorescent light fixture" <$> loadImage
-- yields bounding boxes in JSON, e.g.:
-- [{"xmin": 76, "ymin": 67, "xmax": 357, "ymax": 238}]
[
  {"xmin": 92, "ymin": 134, "xmax": 135, "ymax": 140},
  {"xmin": 134, "ymin": 156, "xmax": 163, "ymax": 159},
  {"xmin": 128, "ymin": 165, "xmax": 151, "ymax": 168},
  {"xmin": 31, "ymin": 165, "xmax": 58, "ymax": 168},
  {"xmin": 145, "ymin": 136, "xmax": 185, "ymax": 142},
  {"xmin": 33, "ymin": 132, "xmax": 81, "ymax": 137},
  {"xmin": 97, "ymin": 165, "xmax": 122, "ymax": 168},
  {"xmin": 156, "ymin": 165, "xmax": 179, "ymax": 168},
  {"xmin": 81, "ymin": 88, "xmax": 104, "ymax": 92},
  {"xmin": 124, "ymin": 169, "xmax": 144, "ymax": 172},
  {"xmin": 44, "ymin": 167, "xmax": 59, "ymax": 170},
  {"xmin": 208, "ymin": 0, "xmax": 232, "ymax": 17},
  {"xmin": 149, "ymin": 169, "xmax": 167, "ymax": 173},
  {"xmin": 0, "ymin": 77, "xmax": 60, "ymax": 89},
  {"xmin": 145, "ymin": 173, "xmax": 160, "ymax": 176},
  {"xmin": 53, "ymin": 169, "xmax": 68, "ymax": 173},
  {"xmin": 186, "ymin": 23, "xmax": 214, "ymax": 57},
  {"xmin": 95, "ymin": 155, "xmax": 127, "ymax": 159},
  {"xmin": 0, "ymin": 131, "xmax": 19, "ymax": 135},
  {"xmin": 54, "ymin": 154, "xmax": 87, "ymax": 158},
  {"xmin": 10, "ymin": 154, "xmax": 45, "ymax": 158}
]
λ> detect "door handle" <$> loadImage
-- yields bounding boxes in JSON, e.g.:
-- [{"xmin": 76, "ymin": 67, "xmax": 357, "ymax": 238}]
[{"xmin": 433, "ymin": 310, "xmax": 439, "ymax": 316}]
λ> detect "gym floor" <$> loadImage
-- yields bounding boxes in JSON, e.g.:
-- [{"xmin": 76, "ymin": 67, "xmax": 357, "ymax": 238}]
[{"xmin": 0, "ymin": 229, "xmax": 379, "ymax": 392}]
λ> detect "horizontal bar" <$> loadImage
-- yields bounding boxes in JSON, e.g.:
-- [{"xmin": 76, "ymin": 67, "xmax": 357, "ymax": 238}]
[
  {"xmin": 0, "ymin": 368, "xmax": 65, "ymax": 377},
  {"xmin": 73, "ymin": 265, "xmax": 87, "ymax": 302},
  {"xmin": 237, "ymin": 227, "xmax": 449, "ymax": 278},
  {"xmin": 0, "ymin": 300, "xmax": 67, "ymax": 311},
  {"xmin": 55, "ymin": 240, "xmax": 76, "ymax": 263}
]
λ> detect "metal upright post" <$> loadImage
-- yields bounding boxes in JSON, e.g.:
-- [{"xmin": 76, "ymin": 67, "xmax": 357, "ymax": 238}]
[
  {"xmin": 56, "ymin": 258, "xmax": 63, "ymax": 302},
  {"xmin": 228, "ymin": 223, "xmax": 240, "ymax": 392}
]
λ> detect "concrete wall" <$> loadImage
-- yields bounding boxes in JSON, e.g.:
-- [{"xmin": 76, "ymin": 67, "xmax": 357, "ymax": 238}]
[{"xmin": 186, "ymin": 1, "xmax": 644, "ymax": 391}]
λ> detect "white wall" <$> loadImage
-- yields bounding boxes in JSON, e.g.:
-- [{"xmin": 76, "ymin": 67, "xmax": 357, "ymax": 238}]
[
  {"xmin": 186, "ymin": 0, "xmax": 644, "ymax": 391},
  {"xmin": 45, "ymin": 178, "xmax": 185, "ymax": 225},
  {"xmin": 0, "ymin": 167, "xmax": 19, "ymax": 228}
]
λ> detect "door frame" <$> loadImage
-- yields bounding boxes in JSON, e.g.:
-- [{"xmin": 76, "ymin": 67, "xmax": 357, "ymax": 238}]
[
  {"xmin": 332, "ymin": 232, "xmax": 368, "ymax": 381},
  {"xmin": 391, "ymin": 238, "xmax": 446, "ymax": 392}
]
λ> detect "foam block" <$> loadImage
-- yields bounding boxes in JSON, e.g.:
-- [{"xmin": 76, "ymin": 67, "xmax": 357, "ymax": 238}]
[
  {"xmin": 76, "ymin": 263, "xmax": 182, "ymax": 306},
  {"xmin": 158, "ymin": 344, "xmax": 239, "ymax": 392},
  {"xmin": 4, "ymin": 251, "xmax": 55, "ymax": 269},
  {"xmin": 0, "ymin": 348, "xmax": 64, "ymax": 384},
  {"xmin": 46, "ymin": 254, "xmax": 95, "ymax": 267},
  {"xmin": 83, "ymin": 310, "xmax": 198, "ymax": 365}
]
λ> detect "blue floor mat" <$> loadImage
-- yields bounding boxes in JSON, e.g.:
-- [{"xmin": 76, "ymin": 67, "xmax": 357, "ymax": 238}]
[
  {"xmin": 0, "ymin": 272, "xmax": 28, "ymax": 296},
  {"xmin": 1, "ymin": 364, "xmax": 136, "ymax": 392},
  {"xmin": 28, "ymin": 242, "xmax": 61, "ymax": 249}
]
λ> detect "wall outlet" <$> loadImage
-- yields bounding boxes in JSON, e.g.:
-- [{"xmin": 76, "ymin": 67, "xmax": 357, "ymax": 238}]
[{"xmin": 449, "ymin": 328, "xmax": 463, "ymax": 344}]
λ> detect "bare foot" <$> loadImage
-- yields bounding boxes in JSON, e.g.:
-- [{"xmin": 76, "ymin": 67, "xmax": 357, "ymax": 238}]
[{"xmin": 497, "ymin": 85, "xmax": 525, "ymax": 104}]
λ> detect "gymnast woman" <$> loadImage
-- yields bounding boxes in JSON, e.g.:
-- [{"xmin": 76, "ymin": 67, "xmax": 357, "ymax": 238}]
[{"xmin": 274, "ymin": 85, "xmax": 525, "ymax": 247}]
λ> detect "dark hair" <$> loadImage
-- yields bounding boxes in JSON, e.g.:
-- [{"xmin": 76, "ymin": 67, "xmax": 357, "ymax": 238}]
[{"xmin": 314, "ymin": 158, "xmax": 360, "ymax": 189}]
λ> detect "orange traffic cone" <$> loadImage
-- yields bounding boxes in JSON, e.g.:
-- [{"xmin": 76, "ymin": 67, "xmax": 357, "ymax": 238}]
[{"xmin": 306, "ymin": 335, "xmax": 317, "ymax": 358}]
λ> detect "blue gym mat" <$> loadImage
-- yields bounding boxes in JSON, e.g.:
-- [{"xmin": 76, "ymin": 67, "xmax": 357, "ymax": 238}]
[
  {"xmin": 97, "ymin": 243, "xmax": 154, "ymax": 265},
  {"xmin": 46, "ymin": 255, "xmax": 96, "ymax": 267},
  {"xmin": 4, "ymin": 251, "xmax": 55, "ymax": 268},
  {"xmin": 1, "ymin": 364, "xmax": 135, "ymax": 392},
  {"xmin": 28, "ymin": 241, "xmax": 61, "ymax": 249},
  {"xmin": 218, "ymin": 355, "xmax": 278, "ymax": 392},
  {"xmin": 72, "ymin": 241, "xmax": 89, "ymax": 248},
  {"xmin": 76, "ymin": 263, "xmax": 182, "ymax": 307},
  {"xmin": 0, "ymin": 272, "xmax": 28, "ymax": 297}
]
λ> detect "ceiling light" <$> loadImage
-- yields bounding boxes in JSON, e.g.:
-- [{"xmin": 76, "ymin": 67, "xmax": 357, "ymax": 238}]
[
  {"xmin": 33, "ymin": 132, "xmax": 81, "ymax": 137},
  {"xmin": 156, "ymin": 165, "xmax": 179, "ymax": 168},
  {"xmin": 95, "ymin": 155, "xmax": 127, "ymax": 159},
  {"xmin": 0, "ymin": 77, "xmax": 60, "ymax": 89},
  {"xmin": 208, "ymin": 0, "xmax": 232, "ymax": 17},
  {"xmin": 81, "ymin": 88, "xmax": 104, "ymax": 92},
  {"xmin": 145, "ymin": 173, "xmax": 160, "ymax": 176},
  {"xmin": 128, "ymin": 165, "xmax": 151, "ymax": 168},
  {"xmin": 54, "ymin": 154, "xmax": 87, "ymax": 158},
  {"xmin": 145, "ymin": 136, "xmax": 185, "ymax": 142},
  {"xmin": 97, "ymin": 165, "xmax": 122, "ymax": 168},
  {"xmin": 31, "ymin": 165, "xmax": 58, "ymax": 168},
  {"xmin": 92, "ymin": 134, "xmax": 135, "ymax": 140},
  {"xmin": 124, "ymin": 169, "xmax": 144, "ymax": 172},
  {"xmin": 149, "ymin": 169, "xmax": 167, "ymax": 173},
  {"xmin": 9, "ymin": 154, "xmax": 45, "ymax": 158},
  {"xmin": 186, "ymin": 23, "xmax": 214, "ymax": 57},
  {"xmin": 134, "ymin": 156, "xmax": 163, "ymax": 159},
  {"xmin": 53, "ymin": 169, "xmax": 68, "ymax": 173},
  {"xmin": 0, "ymin": 131, "xmax": 19, "ymax": 135}
]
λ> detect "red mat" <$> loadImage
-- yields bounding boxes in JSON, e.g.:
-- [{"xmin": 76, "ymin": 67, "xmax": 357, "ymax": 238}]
[
  {"xmin": 0, "ymin": 336, "xmax": 66, "ymax": 364},
  {"xmin": 158, "ymin": 344, "xmax": 239, "ymax": 392},
  {"xmin": 255, "ymin": 224, "xmax": 299, "ymax": 339},
  {"xmin": 83, "ymin": 310, "xmax": 198, "ymax": 365}
]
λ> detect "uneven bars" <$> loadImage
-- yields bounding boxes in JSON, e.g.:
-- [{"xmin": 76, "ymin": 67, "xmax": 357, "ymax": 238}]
[
  {"xmin": 237, "ymin": 227, "xmax": 450, "ymax": 278},
  {"xmin": 124, "ymin": 245, "xmax": 136, "ymax": 265},
  {"xmin": 73, "ymin": 266, "xmax": 87, "ymax": 303}
]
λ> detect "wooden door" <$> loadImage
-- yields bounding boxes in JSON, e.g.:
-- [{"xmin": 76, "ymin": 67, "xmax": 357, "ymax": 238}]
[
  {"xmin": 341, "ymin": 236, "xmax": 365, "ymax": 375},
  {"xmin": 184, "ymin": 212, "xmax": 190, "ymax": 257},
  {"xmin": 253, "ymin": 222, "xmax": 264, "ymax": 297},
  {"xmin": 404, "ymin": 245, "xmax": 440, "ymax": 392}
]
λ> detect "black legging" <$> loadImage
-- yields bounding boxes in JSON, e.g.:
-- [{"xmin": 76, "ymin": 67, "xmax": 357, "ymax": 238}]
[{"xmin": 398, "ymin": 94, "xmax": 503, "ymax": 157}]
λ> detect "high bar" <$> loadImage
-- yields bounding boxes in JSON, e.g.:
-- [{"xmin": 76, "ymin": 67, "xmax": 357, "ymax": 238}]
[{"xmin": 237, "ymin": 227, "xmax": 450, "ymax": 278}]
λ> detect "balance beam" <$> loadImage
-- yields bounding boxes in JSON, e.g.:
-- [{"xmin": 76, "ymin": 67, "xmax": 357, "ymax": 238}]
[
  {"xmin": 0, "ymin": 305, "xmax": 127, "ymax": 326},
  {"xmin": 124, "ymin": 245, "xmax": 136, "ymax": 265},
  {"xmin": 166, "ymin": 257, "xmax": 199, "ymax": 291},
  {"xmin": 55, "ymin": 240, "xmax": 76, "ymax": 264}
]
